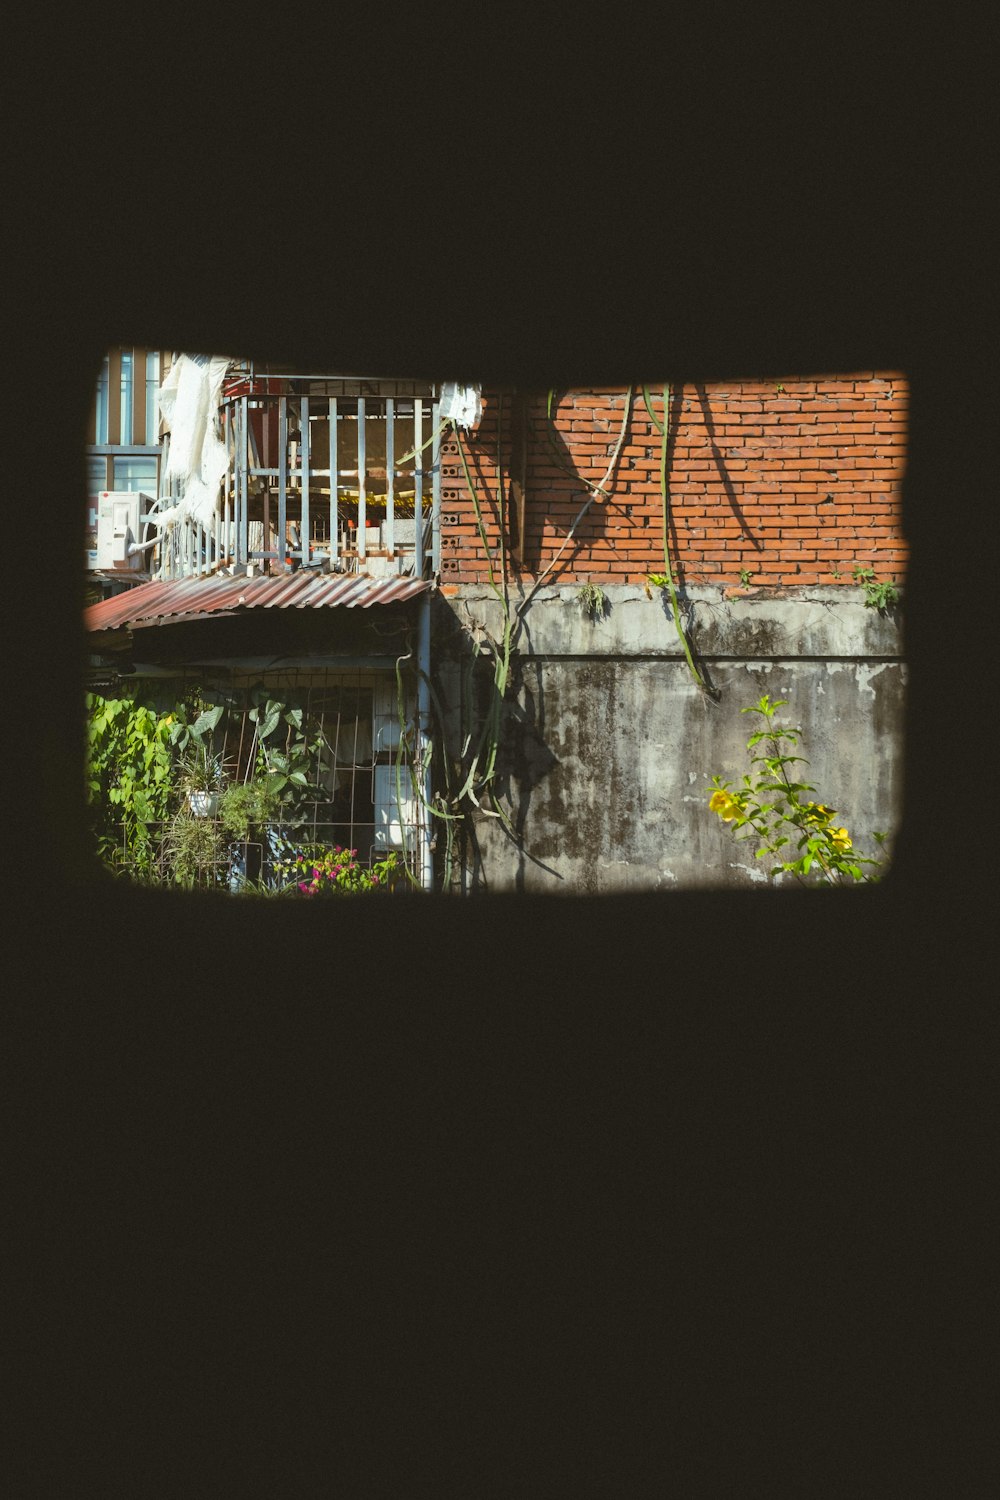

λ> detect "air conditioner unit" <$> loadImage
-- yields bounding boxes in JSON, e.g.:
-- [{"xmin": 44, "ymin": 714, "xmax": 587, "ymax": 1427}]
[{"xmin": 95, "ymin": 491, "xmax": 154, "ymax": 571}]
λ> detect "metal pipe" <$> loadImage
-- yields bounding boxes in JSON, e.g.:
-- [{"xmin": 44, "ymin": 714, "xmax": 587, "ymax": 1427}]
[
  {"xmin": 414, "ymin": 398, "xmax": 424, "ymax": 580},
  {"xmin": 237, "ymin": 397, "xmax": 248, "ymax": 568},
  {"xmin": 417, "ymin": 589, "xmax": 434, "ymax": 892},
  {"xmin": 278, "ymin": 396, "xmax": 288, "ymax": 573},
  {"xmin": 431, "ymin": 399, "xmax": 442, "ymax": 574},
  {"xmin": 329, "ymin": 396, "xmax": 339, "ymax": 566},
  {"xmin": 357, "ymin": 396, "xmax": 367, "ymax": 561},
  {"xmin": 385, "ymin": 398, "xmax": 395, "ymax": 558},
  {"xmin": 301, "ymin": 395, "xmax": 310, "ymax": 565}
]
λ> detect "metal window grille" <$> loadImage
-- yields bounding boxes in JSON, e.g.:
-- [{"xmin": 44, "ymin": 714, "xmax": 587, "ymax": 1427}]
[{"xmin": 95, "ymin": 667, "xmax": 426, "ymax": 894}]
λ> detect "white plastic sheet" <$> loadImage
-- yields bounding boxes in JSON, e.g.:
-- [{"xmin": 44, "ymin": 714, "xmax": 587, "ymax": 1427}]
[
  {"xmin": 158, "ymin": 353, "xmax": 232, "ymax": 525},
  {"xmin": 438, "ymin": 382, "xmax": 482, "ymax": 430}
]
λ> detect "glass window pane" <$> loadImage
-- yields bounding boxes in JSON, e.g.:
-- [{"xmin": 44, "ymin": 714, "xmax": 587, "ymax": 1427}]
[
  {"xmin": 112, "ymin": 456, "xmax": 158, "ymax": 493},
  {"xmin": 145, "ymin": 350, "xmax": 161, "ymax": 444},
  {"xmin": 87, "ymin": 455, "xmax": 107, "ymax": 498},
  {"xmin": 120, "ymin": 351, "xmax": 133, "ymax": 445},
  {"xmin": 86, "ymin": 456, "xmax": 106, "ymax": 544},
  {"xmin": 94, "ymin": 356, "xmax": 109, "ymax": 444}
]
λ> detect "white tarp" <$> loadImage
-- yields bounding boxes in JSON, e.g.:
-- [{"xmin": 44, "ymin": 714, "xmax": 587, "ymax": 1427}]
[{"xmin": 159, "ymin": 353, "xmax": 232, "ymax": 526}]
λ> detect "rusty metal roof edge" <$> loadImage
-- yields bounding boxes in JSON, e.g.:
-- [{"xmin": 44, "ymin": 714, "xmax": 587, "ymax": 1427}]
[
  {"xmin": 128, "ymin": 609, "xmax": 243, "ymax": 629},
  {"xmin": 84, "ymin": 570, "xmax": 433, "ymax": 632}
]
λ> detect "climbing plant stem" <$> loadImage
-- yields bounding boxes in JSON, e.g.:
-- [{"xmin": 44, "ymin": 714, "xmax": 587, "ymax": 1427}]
[{"xmin": 654, "ymin": 384, "xmax": 706, "ymax": 690}]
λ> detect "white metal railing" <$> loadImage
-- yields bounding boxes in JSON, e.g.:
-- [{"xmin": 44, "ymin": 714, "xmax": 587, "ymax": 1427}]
[{"xmin": 152, "ymin": 382, "xmax": 442, "ymax": 582}]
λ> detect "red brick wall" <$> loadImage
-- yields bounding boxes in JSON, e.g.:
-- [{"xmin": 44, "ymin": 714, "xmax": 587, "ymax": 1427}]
[{"xmin": 438, "ymin": 373, "xmax": 908, "ymax": 589}]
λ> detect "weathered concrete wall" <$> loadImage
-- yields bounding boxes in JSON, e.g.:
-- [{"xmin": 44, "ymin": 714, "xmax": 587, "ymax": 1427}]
[{"xmin": 432, "ymin": 585, "xmax": 906, "ymax": 892}]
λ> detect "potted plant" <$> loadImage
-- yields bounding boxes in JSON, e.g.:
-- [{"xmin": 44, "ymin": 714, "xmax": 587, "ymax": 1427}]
[
  {"xmin": 163, "ymin": 809, "xmax": 227, "ymax": 888},
  {"xmin": 218, "ymin": 776, "xmax": 284, "ymax": 841},
  {"xmin": 175, "ymin": 743, "xmax": 227, "ymax": 817}
]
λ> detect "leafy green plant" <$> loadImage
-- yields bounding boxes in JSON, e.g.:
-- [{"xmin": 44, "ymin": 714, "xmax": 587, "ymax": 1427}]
[
  {"xmin": 851, "ymin": 565, "xmax": 900, "ymax": 612},
  {"xmin": 175, "ymin": 743, "xmax": 227, "ymax": 795},
  {"xmin": 86, "ymin": 693, "xmax": 176, "ymax": 876},
  {"xmin": 260, "ymin": 746, "xmax": 311, "ymax": 799},
  {"xmin": 162, "ymin": 809, "xmax": 227, "ymax": 889},
  {"xmin": 739, "ymin": 567, "xmax": 753, "ymax": 587},
  {"xmin": 246, "ymin": 684, "xmax": 321, "ymax": 823},
  {"xmin": 218, "ymin": 778, "xmax": 284, "ymax": 841},
  {"xmin": 170, "ymin": 818, "xmax": 224, "ymax": 888},
  {"xmin": 163, "ymin": 699, "xmax": 225, "ymax": 754},
  {"xmin": 575, "ymin": 582, "xmax": 608, "ymax": 620},
  {"xmin": 707, "ymin": 694, "xmax": 887, "ymax": 885}
]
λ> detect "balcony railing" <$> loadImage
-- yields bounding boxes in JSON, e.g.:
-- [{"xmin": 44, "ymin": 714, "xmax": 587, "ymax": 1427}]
[{"xmin": 153, "ymin": 376, "xmax": 443, "ymax": 584}]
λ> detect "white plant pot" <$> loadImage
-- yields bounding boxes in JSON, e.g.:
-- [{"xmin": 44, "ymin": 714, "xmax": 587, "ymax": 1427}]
[{"xmin": 188, "ymin": 791, "xmax": 220, "ymax": 818}]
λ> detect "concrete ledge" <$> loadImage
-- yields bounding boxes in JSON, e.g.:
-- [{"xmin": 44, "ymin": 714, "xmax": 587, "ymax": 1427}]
[{"xmin": 438, "ymin": 584, "xmax": 904, "ymax": 660}]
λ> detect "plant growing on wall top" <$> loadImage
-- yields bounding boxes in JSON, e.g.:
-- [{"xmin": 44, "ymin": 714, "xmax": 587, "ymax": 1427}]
[
  {"xmin": 575, "ymin": 582, "xmax": 608, "ymax": 620},
  {"xmin": 852, "ymin": 565, "xmax": 900, "ymax": 613}
]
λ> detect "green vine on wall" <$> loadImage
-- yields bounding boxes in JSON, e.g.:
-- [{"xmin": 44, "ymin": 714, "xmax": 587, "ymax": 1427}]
[
  {"xmin": 406, "ymin": 382, "xmax": 711, "ymax": 886},
  {"xmin": 641, "ymin": 385, "xmax": 707, "ymax": 691}
]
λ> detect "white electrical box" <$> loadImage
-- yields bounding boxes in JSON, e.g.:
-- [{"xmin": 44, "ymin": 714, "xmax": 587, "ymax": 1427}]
[
  {"xmin": 374, "ymin": 764, "xmax": 417, "ymax": 850},
  {"xmin": 95, "ymin": 491, "xmax": 154, "ymax": 571}
]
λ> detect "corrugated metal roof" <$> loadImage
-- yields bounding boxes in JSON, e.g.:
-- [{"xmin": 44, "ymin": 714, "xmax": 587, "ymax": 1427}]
[{"xmin": 85, "ymin": 570, "xmax": 431, "ymax": 633}]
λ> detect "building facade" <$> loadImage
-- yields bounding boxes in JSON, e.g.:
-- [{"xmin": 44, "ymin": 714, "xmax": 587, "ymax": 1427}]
[{"xmin": 84, "ymin": 359, "xmax": 908, "ymax": 893}]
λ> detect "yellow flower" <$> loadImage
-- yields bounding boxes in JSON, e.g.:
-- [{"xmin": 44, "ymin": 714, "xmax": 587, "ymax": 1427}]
[
  {"xmin": 830, "ymin": 827, "xmax": 852, "ymax": 852},
  {"xmin": 709, "ymin": 789, "xmax": 739, "ymax": 822},
  {"xmin": 804, "ymin": 801, "xmax": 834, "ymax": 825}
]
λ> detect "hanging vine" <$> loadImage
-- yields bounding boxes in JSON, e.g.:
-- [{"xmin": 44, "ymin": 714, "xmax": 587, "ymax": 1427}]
[
  {"xmin": 641, "ymin": 384, "xmax": 707, "ymax": 690},
  {"xmin": 396, "ymin": 380, "xmax": 710, "ymax": 889}
]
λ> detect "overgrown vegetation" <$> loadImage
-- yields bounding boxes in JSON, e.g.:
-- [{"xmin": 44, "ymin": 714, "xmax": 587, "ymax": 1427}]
[
  {"xmin": 85, "ymin": 683, "xmax": 414, "ymax": 895},
  {"xmin": 86, "ymin": 694, "xmax": 177, "ymax": 878}
]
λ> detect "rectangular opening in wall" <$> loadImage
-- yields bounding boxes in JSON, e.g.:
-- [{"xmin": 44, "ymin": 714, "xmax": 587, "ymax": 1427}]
[{"xmin": 82, "ymin": 354, "xmax": 906, "ymax": 894}]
